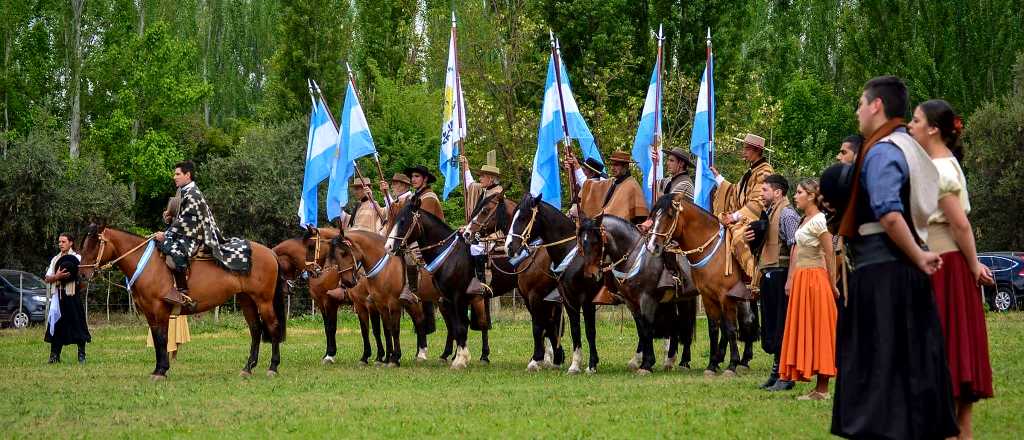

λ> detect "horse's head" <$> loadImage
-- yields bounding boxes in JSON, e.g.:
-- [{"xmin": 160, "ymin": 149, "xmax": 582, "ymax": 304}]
[
  {"xmin": 300, "ymin": 225, "xmax": 328, "ymax": 277},
  {"xmin": 577, "ymin": 214, "xmax": 606, "ymax": 280},
  {"xmin": 327, "ymin": 231, "xmax": 362, "ymax": 289},
  {"xmin": 78, "ymin": 223, "xmax": 109, "ymax": 281},
  {"xmin": 506, "ymin": 193, "xmax": 542, "ymax": 256},
  {"xmin": 464, "ymin": 192, "xmax": 505, "ymax": 240},
  {"xmin": 385, "ymin": 193, "xmax": 422, "ymax": 254}
]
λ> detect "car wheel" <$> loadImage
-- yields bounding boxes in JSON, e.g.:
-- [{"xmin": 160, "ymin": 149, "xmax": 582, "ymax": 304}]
[
  {"xmin": 993, "ymin": 287, "xmax": 1016, "ymax": 312},
  {"xmin": 11, "ymin": 311, "xmax": 30, "ymax": 329}
]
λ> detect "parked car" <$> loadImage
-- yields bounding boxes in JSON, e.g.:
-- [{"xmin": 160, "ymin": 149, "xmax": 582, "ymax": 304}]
[
  {"xmin": 977, "ymin": 252, "xmax": 1024, "ymax": 312},
  {"xmin": 0, "ymin": 270, "xmax": 49, "ymax": 328}
]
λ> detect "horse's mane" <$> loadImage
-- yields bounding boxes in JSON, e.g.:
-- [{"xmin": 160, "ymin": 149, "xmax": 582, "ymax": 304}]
[
  {"xmin": 93, "ymin": 225, "xmax": 144, "ymax": 239},
  {"xmin": 396, "ymin": 199, "xmax": 453, "ymax": 234},
  {"xmin": 469, "ymin": 193, "xmax": 514, "ymax": 232},
  {"xmin": 653, "ymin": 193, "xmax": 718, "ymax": 220}
]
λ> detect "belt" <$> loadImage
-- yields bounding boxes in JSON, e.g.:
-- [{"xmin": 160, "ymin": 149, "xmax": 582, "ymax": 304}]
[{"xmin": 847, "ymin": 233, "xmax": 900, "ymax": 270}]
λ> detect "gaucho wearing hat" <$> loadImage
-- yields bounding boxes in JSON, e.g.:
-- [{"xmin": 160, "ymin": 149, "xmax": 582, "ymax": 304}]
[
  {"xmin": 573, "ymin": 150, "xmax": 649, "ymax": 222},
  {"xmin": 403, "ymin": 165, "xmax": 445, "ymax": 221},
  {"xmin": 711, "ymin": 133, "xmax": 775, "ymax": 297}
]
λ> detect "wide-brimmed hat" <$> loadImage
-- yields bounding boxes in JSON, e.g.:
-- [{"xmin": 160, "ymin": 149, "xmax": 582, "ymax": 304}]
[
  {"xmin": 733, "ymin": 133, "xmax": 772, "ymax": 152},
  {"xmin": 581, "ymin": 157, "xmax": 607, "ymax": 178},
  {"xmin": 608, "ymin": 150, "xmax": 632, "ymax": 164},
  {"xmin": 477, "ymin": 149, "xmax": 500, "ymax": 177},
  {"xmin": 663, "ymin": 147, "xmax": 696, "ymax": 168},
  {"xmin": 349, "ymin": 177, "xmax": 372, "ymax": 188},
  {"xmin": 404, "ymin": 165, "xmax": 437, "ymax": 184},
  {"xmin": 390, "ymin": 173, "xmax": 411, "ymax": 185}
]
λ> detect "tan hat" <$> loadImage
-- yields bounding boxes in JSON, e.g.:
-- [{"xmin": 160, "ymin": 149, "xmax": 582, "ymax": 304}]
[
  {"xmin": 477, "ymin": 149, "xmax": 501, "ymax": 177},
  {"xmin": 390, "ymin": 173, "xmax": 411, "ymax": 185},
  {"xmin": 608, "ymin": 150, "xmax": 633, "ymax": 164},
  {"xmin": 349, "ymin": 177, "xmax": 372, "ymax": 188},
  {"xmin": 733, "ymin": 133, "xmax": 772, "ymax": 152},
  {"xmin": 663, "ymin": 147, "xmax": 696, "ymax": 168}
]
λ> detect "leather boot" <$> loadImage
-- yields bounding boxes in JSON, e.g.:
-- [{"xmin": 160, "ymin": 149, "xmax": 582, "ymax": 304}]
[
  {"xmin": 466, "ymin": 277, "xmax": 490, "ymax": 296},
  {"xmin": 766, "ymin": 353, "xmax": 794, "ymax": 391},
  {"xmin": 760, "ymin": 354, "xmax": 780, "ymax": 389},
  {"xmin": 326, "ymin": 288, "xmax": 349, "ymax": 303},
  {"xmin": 162, "ymin": 269, "xmax": 192, "ymax": 306},
  {"xmin": 77, "ymin": 344, "xmax": 86, "ymax": 365},
  {"xmin": 592, "ymin": 286, "xmax": 619, "ymax": 305},
  {"xmin": 48, "ymin": 348, "xmax": 60, "ymax": 364},
  {"xmin": 399, "ymin": 286, "xmax": 420, "ymax": 304}
]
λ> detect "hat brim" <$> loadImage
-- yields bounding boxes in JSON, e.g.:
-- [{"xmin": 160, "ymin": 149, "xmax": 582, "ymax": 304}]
[
  {"xmin": 664, "ymin": 150, "xmax": 695, "ymax": 167},
  {"xmin": 733, "ymin": 137, "xmax": 768, "ymax": 150}
]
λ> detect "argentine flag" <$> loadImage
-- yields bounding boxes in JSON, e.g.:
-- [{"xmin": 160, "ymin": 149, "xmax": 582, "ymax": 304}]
[
  {"xmin": 530, "ymin": 44, "xmax": 602, "ymax": 211},
  {"xmin": 631, "ymin": 59, "xmax": 662, "ymax": 208},
  {"xmin": 439, "ymin": 13, "xmax": 466, "ymax": 201},
  {"xmin": 690, "ymin": 42, "xmax": 716, "ymax": 211},
  {"xmin": 299, "ymin": 96, "xmax": 339, "ymax": 227},
  {"xmin": 326, "ymin": 80, "xmax": 377, "ymax": 221}
]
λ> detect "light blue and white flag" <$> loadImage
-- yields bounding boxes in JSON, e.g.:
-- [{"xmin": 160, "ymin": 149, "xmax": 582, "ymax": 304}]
[
  {"xmin": 530, "ymin": 43, "xmax": 602, "ymax": 211},
  {"xmin": 299, "ymin": 95, "xmax": 339, "ymax": 227},
  {"xmin": 439, "ymin": 13, "xmax": 466, "ymax": 201},
  {"xmin": 690, "ymin": 34, "xmax": 716, "ymax": 211},
  {"xmin": 631, "ymin": 55, "xmax": 662, "ymax": 208},
  {"xmin": 326, "ymin": 80, "xmax": 377, "ymax": 221}
]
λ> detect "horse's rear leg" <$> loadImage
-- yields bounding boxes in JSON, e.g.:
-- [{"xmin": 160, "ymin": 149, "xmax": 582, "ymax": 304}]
[
  {"xmin": 627, "ymin": 315, "xmax": 643, "ymax": 371},
  {"xmin": 679, "ymin": 299, "xmax": 697, "ymax": 369},
  {"xmin": 449, "ymin": 295, "xmax": 472, "ymax": 370},
  {"xmin": 723, "ymin": 318, "xmax": 741, "ymax": 376},
  {"xmin": 387, "ymin": 308, "xmax": 402, "ymax": 367},
  {"xmin": 321, "ymin": 299, "xmax": 340, "ymax": 364},
  {"xmin": 256, "ymin": 301, "xmax": 283, "ymax": 375},
  {"xmin": 547, "ymin": 304, "xmax": 565, "ymax": 366},
  {"xmin": 583, "ymin": 302, "xmax": 599, "ymax": 373},
  {"xmin": 565, "ymin": 305, "xmax": 583, "ymax": 374},
  {"xmin": 479, "ymin": 329, "xmax": 490, "ymax": 364},
  {"xmin": 239, "ymin": 297, "xmax": 261, "ymax": 376},
  {"xmin": 438, "ymin": 301, "xmax": 455, "ymax": 362},
  {"xmin": 665, "ymin": 335, "xmax": 679, "ymax": 371}
]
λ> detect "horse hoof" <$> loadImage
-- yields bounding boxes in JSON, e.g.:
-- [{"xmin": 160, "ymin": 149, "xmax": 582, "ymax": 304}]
[
  {"xmin": 703, "ymin": 369, "xmax": 717, "ymax": 377},
  {"xmin": 626, "ymin": 354, "xmax": 641, "ymax": 371},
  {"xmin": 585, "ymin": 367, "xmax": 597, "ymax": 375},
  {"xmin": 240, "ymin": 370, "xmax": 252, "ymax": 378},
  {"xmin": 267, "ymin": 370, "xmax": 278, "ymax": 378},
  {"xmin": 416, "ymin": 349, "xmax": 428, "ymax": 362},
  {"xmin": 450, "ymin": 361, "xmax": 466, "ymax": 370},
  {"xmin": 663, "ymin": 364, "xmax": 675, "ymax": 372},
  {"xmin": 526, "ymin": 360, "xmax": 541, "ymax": 372},
  {"xmin": 321, "ymin": 356, "xmax": 336, "ymax": 365},
  {"xmin": 722, "ymin": 369, "xmax": 737, "ymax": 378},
  {"xmin": 567, "ymin": 365, "xmax": 581, "ymax": 375},
  {"xmin": 374, "ymin": 360, "xmax": 384, "ymax": 367},
  {"xmin": 679, "ymin": 363, "xmax": 691, "ymax": 370},
  {"xmin": 359, "ymin": 360, "xmax": 369, "ymax": 366},
  {"xmin": 386, "ymin": 362, "xmax": 399, "ymax": 368},
  {"xmin": 479, "ymin": 358, "xmax": 490, "ymax": 365},
  {"xmin": 737, "ymin": 364, "xmax": 750, "ymax": 371},
  {"xmin": 150, "ymin": 374, "xmax": 166, "ymax": 381},
  {"xmin": 542, "ymin": 359, "xmax": 556, "ymax": 369},
  {"xmin": 636, "ymin": 369, "xmax": 652, "ymax": 376}
]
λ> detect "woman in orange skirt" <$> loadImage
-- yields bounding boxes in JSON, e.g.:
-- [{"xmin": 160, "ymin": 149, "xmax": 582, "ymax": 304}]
[{"xmin": 779, "ymin": 179, "xmax": 838, "ymax": 400}]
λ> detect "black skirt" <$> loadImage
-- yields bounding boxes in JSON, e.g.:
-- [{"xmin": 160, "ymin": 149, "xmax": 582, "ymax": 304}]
[
  {"xmin": 831, "ymin": 260, "xmax": 958, "ymax": 439},
  {"xmin": 759, "ymin": 267, "xmax": 789, "ymax": 354},
  {"xmin": 44, "ymin": 284, "xmax": 91, "ymax": 346}
]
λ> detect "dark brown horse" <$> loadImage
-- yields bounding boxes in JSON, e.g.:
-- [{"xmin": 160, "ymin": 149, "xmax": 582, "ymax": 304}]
[
  {"xmin": 78, "ymin": 225, "xmax": 285, "ymax": 379},
  {"xmin": 576, "ymin": 214, "xmax": 697, "ymax": 374},
  {"xmin": 325, "ymin": 229, "xmax": 426, "ymax": 366},
  {"xmin": 464, "ymin": 192, "xmax": 565, "ymax": 370},
  {"xmin": 648, "ymin": 194, "xmax": 758, "ymax": 376},
  {"xmin": 506, "ymin": 193, "xmax": 602, "ymax": 374}
]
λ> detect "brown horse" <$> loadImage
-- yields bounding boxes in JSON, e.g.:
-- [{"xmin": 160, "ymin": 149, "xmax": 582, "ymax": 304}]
[
  {"xmin": 325, "ymin": 229, "xmax": 427, "ymax": 366},
  {"xmin": 78, "ymin": 225, "xmax": 285, "ymax": 379},
  {"xmin": 648, "ymin": 194, "xmax": 757, "ymax": 376},
  {"xmin": 464, "ymin": 192, "xmax": 566, "ymax": 370},
  {"xmin": 274, "ymin": 227, "xmax": 422, "ymax": 365}
]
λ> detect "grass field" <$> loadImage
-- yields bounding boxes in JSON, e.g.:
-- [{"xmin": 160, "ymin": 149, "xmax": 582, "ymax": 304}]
[{"xmin": 1, "ymin": 308, "xmax": 1021, "ymax": 438}]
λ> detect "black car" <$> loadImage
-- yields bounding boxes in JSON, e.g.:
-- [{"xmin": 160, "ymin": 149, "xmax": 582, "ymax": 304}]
[
  {"xmin": 977, "ymin": 253, "xmax": 1024, "ymax": 312},
  {"xmin": 0, "ymin": 270, "xmax": 50, "ymax": 328}
]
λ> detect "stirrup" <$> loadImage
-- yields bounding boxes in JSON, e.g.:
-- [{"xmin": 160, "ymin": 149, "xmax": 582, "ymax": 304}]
[{"xmin": 400, "ymin": 289, "xmax": 420, "ymax": 305}]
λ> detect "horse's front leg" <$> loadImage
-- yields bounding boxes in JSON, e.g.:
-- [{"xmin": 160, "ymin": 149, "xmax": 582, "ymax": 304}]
[
  {"xmin": 320, "ymin": 297, "xmax": 340, "ymax": 364},
  {"xmin": 565, "ymin": 301, "xmax": 583, "ymax": 374},
  {"xmin": 706, "ymin": 318, "xmax": 720, "ymax": 374},
  {"xmin": 723, "ymin": 317, "xmax": 741, "ymax": 376},
  {"xmin": 583, "ymin": 301, "xmax": 599, "ymax": 374},
  {"xmin": 449, "ymin": 294, "xmax": 472, "ymax": 370},
  {"xmin": 438, "ymin": 300, "xmax": 455, "ymax": 362},
  {"xmin": 149, "ymin": 324, "xmax": 171, "ymax": 379},
  {"xmin": 527, "ymin": 312, "xmax": 546, "ymax": 371}
]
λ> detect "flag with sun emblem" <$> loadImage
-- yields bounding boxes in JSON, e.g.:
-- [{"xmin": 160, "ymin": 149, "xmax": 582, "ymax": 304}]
[{"xmin": 439, "ymin": 12, "xmax": 466, "ymax": 200}]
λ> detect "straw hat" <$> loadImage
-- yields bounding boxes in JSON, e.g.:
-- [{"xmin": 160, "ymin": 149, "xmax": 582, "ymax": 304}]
[
  {"xmin": 349, "ymin": 177, "xmax": 372, "ymax": 188},
  {"xmin": 608, "ymin": 150, "xmax": 632, "ymax": 164},
  {"xmin": 478, "ymin": 150, "xmax": 500, "ymax": 177},
  {"xmin": 390, "ymin": 173, "xmax": 411, "ymax": 186},
  {"xmin": 663, "ymin": 147, "xmax": 696, "ymax": 168},
  {"xmin": 732, "ymin": 133, "xmax": 772, "ymax": 152}
]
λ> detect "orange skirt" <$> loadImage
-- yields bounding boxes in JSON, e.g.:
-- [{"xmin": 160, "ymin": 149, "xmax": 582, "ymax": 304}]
[{"xmin": 779, "ymin": 267, "xmax": 837, "ymax": 381}]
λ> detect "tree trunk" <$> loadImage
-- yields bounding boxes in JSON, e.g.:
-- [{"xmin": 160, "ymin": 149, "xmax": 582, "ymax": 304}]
[{"xmin": 68, "ymin": 0, "xmax": 85, "ymax": 159}]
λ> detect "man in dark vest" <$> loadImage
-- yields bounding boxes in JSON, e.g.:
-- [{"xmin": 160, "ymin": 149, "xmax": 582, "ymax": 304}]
[{"xmin": 745, "ymin": 174, "xmax": 799, "ymax": 391}]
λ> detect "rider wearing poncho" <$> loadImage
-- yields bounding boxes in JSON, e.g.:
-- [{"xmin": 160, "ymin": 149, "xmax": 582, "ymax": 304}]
[
  {"xmin": 155, "ymin": 160, "xmax": 251, "ymax": 306},
  {"xmin": 460, "ymin": 152, "xmax": 504, "ymax": 294}
]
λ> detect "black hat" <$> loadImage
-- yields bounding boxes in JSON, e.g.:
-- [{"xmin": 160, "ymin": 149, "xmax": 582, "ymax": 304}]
[
  {"xmin": 582, "ymin": 157, "xmax": 607, "ymax": 178},
  {"xmin": 820, "ymin": 163, "xmax": 854, "ymax": 233},
  {"xmin": 404, "ymin": 165, "xmax": 437, "ymax": 185}
]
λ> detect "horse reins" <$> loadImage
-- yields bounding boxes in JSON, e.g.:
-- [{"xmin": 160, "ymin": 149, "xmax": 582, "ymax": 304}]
[
  {"xmin": 656, "ymin": 199, "xmax": 723, "ymax": 266},
  {"xmin": 80, "ymin": 232, "xmax": 156, "ymax": 273}
]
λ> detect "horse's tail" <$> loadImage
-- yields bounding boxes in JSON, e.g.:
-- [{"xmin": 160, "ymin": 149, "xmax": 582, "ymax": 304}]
[
  {"xmin": 736, "ymin": 300, "xmax": 759, "ymax": 343},
  {"xmin": 262, "ymin": 273, "xmax": 288, "ymax": 343}
]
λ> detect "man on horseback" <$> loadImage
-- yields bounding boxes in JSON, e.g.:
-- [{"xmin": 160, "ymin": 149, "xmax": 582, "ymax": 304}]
[
  {"xmin": 710, "ymin": 133, "xmax": 774, "ymax": 297},
  {"xmin": 568, "ymin": 150, "xmax": 649, "ymax": 305},
  {"xmin": 460, "ymin": 152, "xmax": 504, "ymax": 295},
  {"xmin": 744, "ymin": 174, "xmax": 800, "ymax": 391},
  {"xmin": 344, "ymin": 177, "xmax": 387, "ymax": 235},
  {"xmin": 639, "ymin": 147, "xmax": 699, "ymax": 303},
  {"xmin": 154, "ymin": 160, "xmax": 252, "ymax": 306},
  {"xmin": 395, "ymin": 165, "xmax": 444, "ymax": 304}
]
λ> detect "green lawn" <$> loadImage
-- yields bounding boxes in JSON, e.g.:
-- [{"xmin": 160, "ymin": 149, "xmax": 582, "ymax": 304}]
[{"xmin": 1, "ymin": 309, "xmax": 1021, "ymax": 438}]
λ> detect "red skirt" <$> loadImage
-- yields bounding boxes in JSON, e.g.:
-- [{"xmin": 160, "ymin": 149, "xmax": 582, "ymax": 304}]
[{"xmin": 931, "ymin": 251, "xmax": 994, "ymax": 401}]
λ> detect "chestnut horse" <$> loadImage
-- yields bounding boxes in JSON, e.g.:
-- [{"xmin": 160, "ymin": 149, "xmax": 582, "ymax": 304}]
[
  {"xmin": 78, "ymin": 225, "xmax": 285, "ymax": 379},
  {"xmin": 325, "ymin": 229, "xmax": 426, "ymax": 366},
  {"xmin": 464, "ymin": 192, "xmax": 565, "ymax": 371},
  {"xmin": 648, "ymin": 194, "xmax": 758, "ymax": 375},
  {"xmin": 274, "ymin": 228, "xmax": 387, "ymax": 365}
]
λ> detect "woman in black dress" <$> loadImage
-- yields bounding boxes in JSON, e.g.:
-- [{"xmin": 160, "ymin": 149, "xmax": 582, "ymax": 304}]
[{"xmin": 43, "ymin": 233, "xmax": 91, "ymax": 364}]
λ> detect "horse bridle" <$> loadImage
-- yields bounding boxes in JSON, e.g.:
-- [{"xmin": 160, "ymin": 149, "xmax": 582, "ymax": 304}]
[
  {"xmin": 465, "ymin": 195, "xmax": 501, "ymax": 239},
  {"xmin": 390, "ymin": 209, "xmax": 457, "ymax": 257},
  {"xmin": 329, "ymin": 238, "xmax": 364, "ymax": 287},
  {"xmin": 652, "ymin": 198, "xmax": 723, "ymax": 264},
  {"xmin": 304, "ymin": 229, "xmax": 332, "ymax": 276},
  {"xmin": 79, "ymin": 232, "xmax": 155, "ymax": 275}
]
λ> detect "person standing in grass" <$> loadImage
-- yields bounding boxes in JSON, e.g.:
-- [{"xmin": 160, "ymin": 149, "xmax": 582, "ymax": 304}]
[
  {"xmin": 147, "ymin": 315, "xmax": 190, "ymax": 361},
  {"xmin": 43, "ymin": 233, "xmax": 91, "ymax": 364},
  {"xmin": 778, "ymin": 179, "xmax": 838, "ymax": 400},
  {"xmin": 909, "ymin": 98, "xmax": 995, "ymax": 439}
]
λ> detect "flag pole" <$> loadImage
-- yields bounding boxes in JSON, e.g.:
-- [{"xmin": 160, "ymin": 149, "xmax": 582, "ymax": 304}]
[
  {"xmin": 452, "ymin": 12, "xmax": 470, "ymax": 223},
  {"xmin": 651, "ymin": 24, "xmax": 664, "ymax": 206},
  {"xmin": 706, "ymin": 28, "xmax": 714, "ymax": 168},
  {"xmin": 549, "ymin": 31, "xmax": 579, "ymax": 205}
]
